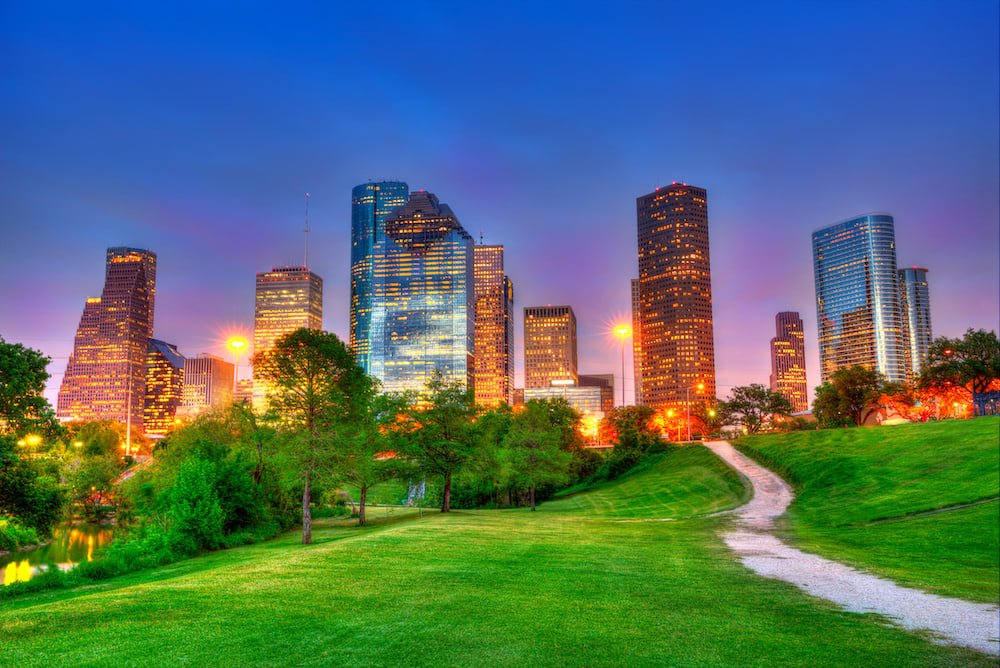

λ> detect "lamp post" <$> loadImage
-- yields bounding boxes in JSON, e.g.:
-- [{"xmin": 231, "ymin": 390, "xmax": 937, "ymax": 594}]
[
  {"xmin": 229, "ymin": 337, "xmax": 247, "ymax": 397},
  {"xmin": 685, "ymin": 383, "xmax": 704, "ymax": 442},
  {"xmin": 615, "ymin": 326, "xmax": 630, "ymax": 407}
]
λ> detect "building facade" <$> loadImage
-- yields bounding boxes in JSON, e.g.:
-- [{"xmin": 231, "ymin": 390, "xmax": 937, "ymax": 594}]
[
  {"xmin": 898, "ymin": 267, "xmax": 932, "ymax": 379},
  {"xmin": 524, "ymin": 305, "xmax": 578, "ymax": 389},
  {"xmin": 473, "ymin": 244, "xmax": 514, "ymax": 406},
  {"xmin": 351, "ymin": 181, "xmax": 409, "ymax": 372},
  {"xmin": 769, "ymin": 312, "xmax": 808, "ymax": 413},
  {"xmin": 367, "ymin": 190, "xmax": 475, "ymax": 393},
  {"xmin": 635, "ymin": 184, "xmax": 716, "ymax": 409},
  {"xmin": 180, "ymin": 354, "xmax": 234, "ymax": 416},
  {"xmin": 143, "ymin": 339, "xmax": 185, "ymax": 438},
  {"xmin": 630, "ymin": 278, "xmax": 643, "ymax": 405},
  {"xmin": 812, "ymin": 214, "xmax": 907, "ymax": 383},
  {"xmin": 578, "ymin": 374, "xmax": 615, "ymax": 413},
  {"xmin": 58, "ymin": 247, "xmax": 157, "ymax": 429},
  {"xmin": 523, "ymin": 385, "xmax": 605, "ymax": 416}
]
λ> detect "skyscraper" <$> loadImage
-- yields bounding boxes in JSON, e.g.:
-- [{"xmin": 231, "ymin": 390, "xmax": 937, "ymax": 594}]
[
  {"xmin": 58, "ymin": 247, "xmax": 157, "ymax": 429},
  {"xmin": 351, "ymin": 181, "xmax": 409, "ymax": 372},
  {"xmin": 635, "ymin": 184, "xmax": 716, "ymax": 409},
  {"xmin": 898, "ymin": 267, "xmax": 932, "ymax": 378},
  {"xmin": 474, "ymin": 244, "xmax": 514, "ymax": 406},
  {"xmin": 631, "ymin": 278, "xmax": 643, "ymax": 405},
  {"xmin": 180, "ymin": 354, "xmax": 234, "ymax": 417},
  {"xmin": 143, "ymin": 339, "xmax": 185, "ymax": 438},
  {"xmin": 813, "ymin": 214, "xmax": 907, "ymax": 383},
  {"xmin": 524, "ymin": 305, "xmax": 577, "ymax": 389},
  {"xmin": 769, "ymin": 312, "xmax": 808, "ymax": 413},
  {"xmin": 368, "ymin": 190, "xmax": 475, "ymax": 393}
]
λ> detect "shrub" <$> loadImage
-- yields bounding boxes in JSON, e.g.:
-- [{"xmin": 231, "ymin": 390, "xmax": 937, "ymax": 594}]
[
  {"xmin": 168, "ymin": 458, "xmax": 224, "ymax": 556},
  {"xmin": 0, "ymin": 518, "xmax": 40, "ymax": 552}
]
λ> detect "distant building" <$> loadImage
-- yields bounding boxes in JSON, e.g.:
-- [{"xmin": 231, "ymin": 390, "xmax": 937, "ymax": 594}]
[
  {"xmin": 635, "ymin": 184, "xmax": 716, "ymax": 409},
  {"xmin": 367, "ymin": 190, "xmax": 475, "ymax": 393},
  {"xmin": 143, "ymin": 339, "xmax": 184, "ymax": 438},
  {"xmin": 524, "ymin": 385, "xmax": 605, "ymax": 416},
  {"xmin": 234, "ymin": 379, "xmax": 254, "ymax": 406},
  {"xmin": 524, "ymin": 305, "xmax": 577, "ymax": 389},
  {"xmin": 631, "ymin": 278, "xmax": 643, "ymax": 405},
  {"xmin": 898, "ymin": 267, "xmax": 932, "ymax": 379},
  {"xmin": 512, "ymin": 388, "xmax": 525, "ymax": 406},
  {"xmin": 579, "ymin": 374, "xmax": 615, "ymax": 413},
  {"xmin": 350, "ymin": 181, "xmax": 410, "ymax": 372},
  {"xmin": 769, "ymin": 312, "xmax": 808, "ymax": 413},
  {"xmin": 474, "ymin": 244, "xmax": 514, "ymax": 406},
  {"xmin": 180, "ymin": 354, "xmax": 234, "ymax": 416},
  {"xmin": 813, "ymin": 214, "xmax": 907, "ymax": 383},
  {"xmin": 58, "ymin": 247, "xmax": 157, "ymax": 429}
]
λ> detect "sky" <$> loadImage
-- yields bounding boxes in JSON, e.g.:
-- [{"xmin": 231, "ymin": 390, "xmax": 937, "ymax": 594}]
[{"xmin": 1, "ymin": 0, "xmax": 997, "ymax": 408}]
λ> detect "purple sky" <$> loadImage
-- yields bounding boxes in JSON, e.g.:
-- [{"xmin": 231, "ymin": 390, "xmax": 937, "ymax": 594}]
[{"xmin": 1, "ymin": 1, "xmax": 997, "ymax": 408}]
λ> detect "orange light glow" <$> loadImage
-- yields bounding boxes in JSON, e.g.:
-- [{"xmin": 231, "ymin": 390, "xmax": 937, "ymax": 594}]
[
  {"xmin": 228, "ymin": 337, "xmax": 247, "ymax": 352},
  {"xmin": 615, "ymin": 326, "xmax": 630, "ymax": 337}
]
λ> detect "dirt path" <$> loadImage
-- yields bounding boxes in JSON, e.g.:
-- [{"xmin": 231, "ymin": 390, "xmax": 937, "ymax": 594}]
[{"xmin": 703, "ymin": 440, "xmax": 999, "ymax": 657}]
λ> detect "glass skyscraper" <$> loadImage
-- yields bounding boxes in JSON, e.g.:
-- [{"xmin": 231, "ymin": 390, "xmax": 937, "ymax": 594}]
[
  {"xmin": 367, "ymin": 190, "xmax": 475, "ymax": 393},
  {"xmin": 898, "ymin": 267, "xmax": 932, "ymax": 378},
  {"xmin": 351, "ymin": 181, "xmax": 409, "ymax": 373},
  {"xmin": 813, "ymin": 214, "xmax": 907, "ymax": 383}
]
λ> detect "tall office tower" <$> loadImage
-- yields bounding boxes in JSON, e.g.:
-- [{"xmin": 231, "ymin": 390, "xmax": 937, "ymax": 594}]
[
  {"xmin": 180, "ymin": 354, "xmax": 234, "ymax": 416},
  {"xmin": 631, "ymin": 278, "xmax": 643, "ymax": 405},
  {"xmin": 253, "ymin": 265, "xmax": 323, "ymax": 406},
  {"xmin": 369, "ymin": 191, "xmax": 475, "ymax": 393},
  {"xmin": 635, "ymin": 184, "xmax": 716, "ymax": 409},
  {"xmin": 769, "ymin": 312, "xmax": 808, "ymax": 413},
  {"xmin": 898, "ymin": 267, "xmax": 932, "ymax": 378},
  {"xmin": 473, "ymin": 245, "xmax": 515, "ymax": 406},
  {"xmin": 813, "ymin": 214, "xmax": 907, "ymax": 383},
  {"xmin": 351, "ymin": 181, "xmax": 409, "ymax": 372},
  {"xmin": 524, "ymin": 306, "xmax": 578, "ymax": 389},
  {"xmin": 143, "ymin": 339, "xmax": 185, "ymax": 437},
  {"xmin": 58, "ymin": 247, "xmax": 157, "ymax": 428}
]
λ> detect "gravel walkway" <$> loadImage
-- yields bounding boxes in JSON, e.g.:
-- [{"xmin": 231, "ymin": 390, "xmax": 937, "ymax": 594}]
[{"xmin": 703, "ymin": 440, "xmax": 1000, "ymax": 657}]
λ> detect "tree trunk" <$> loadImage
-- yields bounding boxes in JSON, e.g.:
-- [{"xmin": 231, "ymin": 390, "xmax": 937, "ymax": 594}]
[
  {"xmin": 530, "ymin": 481, "xmax": 536, "ymax": 511},
  {"xmin": 359, "ymin": 484, "xmax": 367, "ymax": 526},
  {"xmin": 442, "ymin": 472, "xmax": 452, "ymax": 513},
  {"xmin": 302, "ymin": 468, "xmax": 312, "ymax": 544}
]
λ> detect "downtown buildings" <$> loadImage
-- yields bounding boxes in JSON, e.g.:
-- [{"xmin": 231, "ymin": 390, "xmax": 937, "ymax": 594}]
[
  {"xmin": 769, "ymin": 312, "xmax": 808, "ymax": 413},
  {"xmin": 473, "ymin": 245, "xmax": 515, "ymax": 406}
]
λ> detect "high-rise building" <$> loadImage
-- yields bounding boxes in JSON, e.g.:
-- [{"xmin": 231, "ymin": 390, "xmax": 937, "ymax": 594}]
[
  {"xmin": 253, "ymin": 265, "xmax": 323, "ymax": 406},
  {"xmin": 351, "ymin": 181, "xmax": 409, "ymax": 372},
  {"xmin": 58, "ymin": 247, "xmax": 157, "ymax": 429},
  {"xmin": 898, "ymin": 267, "xmax": 932, "ymax": 379},
  {"xmin": 813, "ymin": 214, "xmax": 907, "ymax": 383},
  {"xmin": 143, "ymin": 339, "xmax": 185, "ymax": 438},
  {"xmin": 368, "ymin": 190, "xmax": 475, "ymax": 393},
  {"xmin": 473, "ymin": 244, "xmax": 514, "ymax": 406},
  {"xmin": 769, "ymin": 312, "xmax": 808, "ymax": 413},
  {"xmin": 635, "ymin": 184, "xmax": 716, "ymax": 409},
  {"xmin": 631, "ymin": 278, "xmax": 643, "ymax": 405},
  {"xmin": 524, "ymin": 306, "xmax": 577, "ymax": 389},
  {"xmin": 180, "ymin": 354, "xmax": 234, "ymax": 416}
]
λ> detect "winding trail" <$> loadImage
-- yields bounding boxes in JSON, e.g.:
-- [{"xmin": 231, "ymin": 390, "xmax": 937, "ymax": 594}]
[{"xmin": 702, "ymin": 440, "xmax": 999, "ymax": 657}]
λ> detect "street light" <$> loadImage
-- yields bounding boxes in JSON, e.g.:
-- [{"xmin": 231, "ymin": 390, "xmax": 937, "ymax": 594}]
[
  {"xmin": 685, "ymin": 383, "xmax": 705, "ymax": 442},
  {"xmin": 615, "ymin": 326, "xmax": 630, "ymax": 407},
  {"xmin": 229, "ymin": 337, "xmax": 247, "ymax": 396}
]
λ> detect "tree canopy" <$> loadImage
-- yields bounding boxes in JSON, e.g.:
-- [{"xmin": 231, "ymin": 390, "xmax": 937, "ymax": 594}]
[
  {"xmin": 720, "ymin": 384, "xmax": 793, "ymax": 434},
  {"xmin": 0, "ymin": 337, "xmax": 60, "ymax": 439},
  {"xmin": 813, "ymin": 366, "xmax": 882, "ymax": 427},
  {"xmin": 920, "ymin": 329, "xmax": 1000, "ymax": 395}
]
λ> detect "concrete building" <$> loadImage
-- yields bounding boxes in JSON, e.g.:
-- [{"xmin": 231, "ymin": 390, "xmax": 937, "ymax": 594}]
[
  {"xmin": 473, "ymin": 244, "xmax": 514, "ymax": 406},
  {"xmin": 180, "ymin": 354, "xmax": 234, "ymax": 416},
  {"xmin": 524, "ymin": 305, "xmax": 577, "ymax": 389},
  {"xmin": 769, "ymin": 312, "xmax": 808, "ymax": 413},
  {"xmin": 143, "ymin": 339, "xmax": 184, "ymax": 438}
]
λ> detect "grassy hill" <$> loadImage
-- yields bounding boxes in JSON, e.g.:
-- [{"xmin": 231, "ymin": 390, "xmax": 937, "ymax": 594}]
[
  {"xmin": 1, "ymin": 443, "xmax": 993, "ymax": 667},
  {"xmin": 736, "ymin": 417, "xmax": 1000, "ymax": 602}
]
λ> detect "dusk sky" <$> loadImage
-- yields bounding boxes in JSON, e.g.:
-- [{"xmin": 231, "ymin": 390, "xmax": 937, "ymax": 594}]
[{"xmin": 1, "ymin": 1, "xmax": 997, "ymax": 407}]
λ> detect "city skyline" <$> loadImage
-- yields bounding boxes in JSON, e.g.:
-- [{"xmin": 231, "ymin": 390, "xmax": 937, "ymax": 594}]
[{"xmin": 1, "ymin": 2, "xmax": 996, "ymax": 408}]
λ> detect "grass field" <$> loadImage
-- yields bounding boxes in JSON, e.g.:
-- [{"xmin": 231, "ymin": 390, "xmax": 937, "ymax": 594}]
[
  {"xmin": 736, "ymin": 416, "xmax": 1000, "ymax": 603},
  {"xmin": 2, "ymin": 443, "xmax": 993, "ymax": 666}
]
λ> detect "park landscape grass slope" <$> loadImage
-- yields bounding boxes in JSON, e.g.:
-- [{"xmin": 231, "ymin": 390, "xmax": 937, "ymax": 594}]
[{"xmin": 1, "ymin": 441, "xmax": 995, "ymax": 667}]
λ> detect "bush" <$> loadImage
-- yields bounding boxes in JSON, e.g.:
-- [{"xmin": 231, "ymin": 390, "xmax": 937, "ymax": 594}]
[
  {"xmin": 168, "ymin": 458, "xmax": 224, "ymax": 556},
  {"xmin": 0, "ymin": 518, "xmax": 40, "ymax": 552}
]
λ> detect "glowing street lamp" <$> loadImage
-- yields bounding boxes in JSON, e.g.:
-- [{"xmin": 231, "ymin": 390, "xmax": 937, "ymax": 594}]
[
  {"xmin": 615, "ymin": 326, "xmax": 630, "ymax": 407},
  {"xmin": 229, "ymin": 337, "xmax": 247, "ymax": 395}
]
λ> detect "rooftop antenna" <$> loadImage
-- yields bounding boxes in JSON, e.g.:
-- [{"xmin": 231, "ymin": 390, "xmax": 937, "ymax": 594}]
[
  {"xmin": 480, "ymin": 230, "xmax": 484, "ymax": 244},
  {"xmin": 304, "ymin": 193, "xmax": 310, "ymax": 268}
]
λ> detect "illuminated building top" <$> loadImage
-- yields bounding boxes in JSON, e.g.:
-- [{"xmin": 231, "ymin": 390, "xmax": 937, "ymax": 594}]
[
  {"xmin": 769, "ymin": 312, "xmax": 808, "ymax": 413},
  {"xmin": 524, "ymin": 305, "xmax": 577, "ymax": 389}
]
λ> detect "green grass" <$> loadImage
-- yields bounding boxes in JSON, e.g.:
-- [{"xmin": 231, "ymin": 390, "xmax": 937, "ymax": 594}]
[{"xmin": 736, "ymin": 416, "xmax": 1000, "ymax": 603}]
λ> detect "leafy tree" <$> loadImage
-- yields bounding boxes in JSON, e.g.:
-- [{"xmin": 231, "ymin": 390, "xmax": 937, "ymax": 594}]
[
  {"xmin": 168, "ymin": 457, "xmax": 224, "ymax": 555},
  {"xmin": 812, "ymin": 366, "xmax": 882, "ymax": 427},
  {"xmin": 719, "ymin": 384, "xmax": 793, "ymax": 434},
  {"xmin": 0, "ymin": 435, "xmax": 64, "ymax": 534},
  {"xmin": 920, "ymin": 329, "xmax": 1000, "ymax": 396},
  {"xmin": 0, "ymin": 337, "xmax": 61, "ymax": 439},
  {"xmin": 253, "ymin": 328, "xmax": 368, "ymax": 544},
  {"xmin": 689, "ymin": 399, "xmax": 722, "ymax": 438},
  {"xmin": 504, "ymin": 399, "xmax": 574, "ymax": 511},
  {"xmin": 398, "ymin": 373, "xmax": 479, "ymax": 513},
  {"xmin": 599, "ymin": 405, "xmax": 658, "ymax": 444}
]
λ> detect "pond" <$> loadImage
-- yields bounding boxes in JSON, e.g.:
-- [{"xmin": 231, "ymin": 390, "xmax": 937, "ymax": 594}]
[{"xmin": 2, "ymin": 521, "xmax": 116, "ymax": 585}]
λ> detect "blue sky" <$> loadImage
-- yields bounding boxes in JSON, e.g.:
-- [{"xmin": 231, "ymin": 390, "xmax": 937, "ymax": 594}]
[{"xmin": 1, "ymin": 0, "xmax": 997, "ymax": 405}]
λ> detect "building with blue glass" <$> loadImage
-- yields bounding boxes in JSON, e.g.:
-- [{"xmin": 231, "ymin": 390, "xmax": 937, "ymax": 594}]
[
  {"xmin": 898, "ymin": 267, "xmax": 932, "ymax": 378},
  {"xmin": 351, "ymin": 181, "xmax": 410, "ymax": 373},
  {"xmin": 812, "ymin": 214, "xmax": 908, "ymax": 383},
  {"xmin": 365, "ymin": 190, "xmax": 475, "ymax": 393}
]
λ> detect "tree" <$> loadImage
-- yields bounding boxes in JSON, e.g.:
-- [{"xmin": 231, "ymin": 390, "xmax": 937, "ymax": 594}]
[
  {"xmin": 253, "ymin": 328, "xmax": 367, "ymax": 544},
  {"xmin": 812, "ymin": 366, "xmax": 882, "ymax": 427},
  {"xmin": 504, "ymin": 399, "xmax": 575, "ymax": 511},
  {"xmin": 0, "ymin": 337, "xmax": 61, "ymax": 439},
  {"xmin": 398, "ymin": 373, "xmax": 479, "ymax": 513},
  {"xmin": 599, "ymin": 405, "xmax": 658, "ymax": 444},
  {"xmin": 920, "ymin": 329, "xmax": 1000, "ymax": 397},
  {"xmin": 720, "ymin": 384, "xmax": 793, "ymax": 434},
  {"xmin": 0, "ymin": 435, "xmax": 65, "ymax": 535}
]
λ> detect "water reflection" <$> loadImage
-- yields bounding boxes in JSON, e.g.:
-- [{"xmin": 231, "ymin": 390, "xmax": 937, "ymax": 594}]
[{"xmin": 2, "ymin": 522, "xmax": 116, "ymax": 585}]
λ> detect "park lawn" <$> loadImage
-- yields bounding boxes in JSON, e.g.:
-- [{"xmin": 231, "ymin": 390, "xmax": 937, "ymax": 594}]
[
  {"xmin": 2, "ymin": 445, "xmax": 994, "ymax": 667},
  {"xmin": 736, "ymin": 416, "xmax": 1000, "ymax": 603}
]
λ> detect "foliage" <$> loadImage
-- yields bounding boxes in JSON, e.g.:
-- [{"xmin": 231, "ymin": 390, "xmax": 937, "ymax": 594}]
[
  {"xmin": 0, "ymin": 338, "xmax": 61, "ymax": 439},
  {"xmin": 503, "ymin": 399, "xmax": 575, "ymax": 511},
  {"xmin": 167, "ymin": 457, "xmax": 224, "ymax": 555},
  {"xmin": 0, "ymin": 435, "xmax": 65, "ymax": 535},
  {"xmin": 689, "ymin": 399, "xmax": 722, "ymax": 437},
  {"xmin": 599, "ymin": 405, "xmax": 657, "ymax": 444},
  {"xmin": 812, "ymin": 365, "xmax": 882, "ymax": 427},
  {"xmin": 920, "ymin": 328, "xmax": 1000, "ymax": 395},
  {"xmin": 719, "ymin": 384, "xmax": 793, "ymax": 434},
  {"xmin": 0, "ymin": 517, "xmax": 40, "ymax": 552}
]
